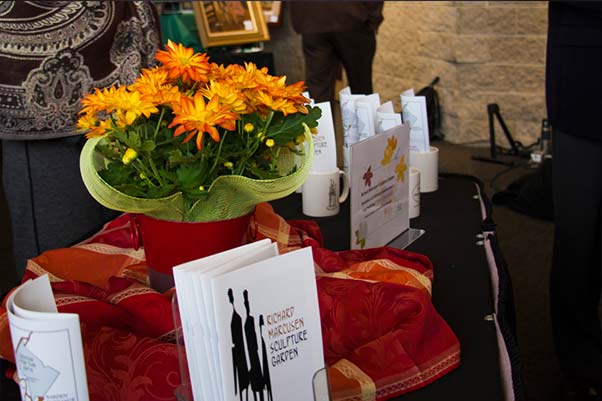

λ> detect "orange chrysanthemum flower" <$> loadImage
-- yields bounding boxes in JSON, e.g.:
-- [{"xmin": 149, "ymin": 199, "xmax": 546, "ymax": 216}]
[
  {"xmin": 201, "ymin": 80, "xmax": 248, "ymax": 114},
  {"xmin": 80, "ymin": 86, "xmax": 119, "ymax": 116},
  {"xmin": 254, "ymin": 91, "xmax": 299, "ymax": 116},
  {"xmin": 155, "ymin": 40, "xmax": 211, "ymax": 84},
  {"xmin": 169, "ymin": 94, "xmax": 238, "ymax": 150},
  {"xmin": 112, "ymin": 87, "xmax": 159, "ymax": 127},
  {"xmin": 208, "ymin": 62, "xmax": 243, "ymax": 82},
  {"xmin": 129, "ymin": 67, "xmax": 181, "ymax": 106},
  {"xmin": 79, "ymin": 116, "xmax": 112, "ymax": 139}
]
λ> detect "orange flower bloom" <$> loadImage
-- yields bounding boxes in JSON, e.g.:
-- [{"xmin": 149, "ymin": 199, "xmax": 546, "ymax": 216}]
[
  {"xmin": 113, "ymin": 87, "xmax": 159, "ymax": 127},
  {"xmin": 201, "ymin": 80, "xmax": 248, "ymax": 114},
  {"xmin": 129, "ymin": 67, "xmax": 181, "ymax": 106},
  {"xmin": 80, "ymin": 86, "xmax": 119, "ymax": 116},
  {"xmin": 254, "ymin": 91, "xmax": 299, "ymax": 116},
  {"xmin": 79, "ymin": 116, "xmax": 112, "ymax": 139},
  {"xmin": 169, "ymin": 94, "xmax": 238, "ymax": 150},
  {"xmin": 155, "ymin": 40, "xmax": 211, "ymax": 84},
  {"xmin": 208, "ymin": 62, "xmax": 242, "ymax": 82}
]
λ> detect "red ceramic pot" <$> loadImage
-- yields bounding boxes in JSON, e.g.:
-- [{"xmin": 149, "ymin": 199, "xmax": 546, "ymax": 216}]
[{"xmin": 131, "ymin": 212, "xmax": 253, "ymax": 292}]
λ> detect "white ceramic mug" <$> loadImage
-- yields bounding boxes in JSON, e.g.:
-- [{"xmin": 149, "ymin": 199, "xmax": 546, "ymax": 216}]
[{"xmin": 302, "ymin": 169, "xmax": 349, "ymax": 217}]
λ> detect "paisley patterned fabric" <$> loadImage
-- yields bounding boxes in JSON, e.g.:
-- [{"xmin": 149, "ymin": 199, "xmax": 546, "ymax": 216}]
[
  {"xmin": 0, "ymin": 204, "xmax": 460, "ymax": 401},
  {"xmin": 0, "ymin": 1, "xmax": 160, "ymax": 140}
]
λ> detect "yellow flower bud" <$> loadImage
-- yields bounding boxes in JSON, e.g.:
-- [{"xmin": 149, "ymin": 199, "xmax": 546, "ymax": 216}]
[
  {"xmin": 256, "ymin": 131, "xmax": 265, "ymax": 141},
  {"xmin": 310, "ymin": 127, "xmax": 318, "ymax": 134},
  {"xmin": 265, "ymin": 138, "xmax": 275, "ymax": 148},
  {"xmin": 244, "ymin": 123, "xmax": 254, "ymax": 133},
  {"xmin": 139, "ymin": 172, "xmax": 146, "ymax": 180},
  {"xmin": 122, "ymin": 148, "xmax": 138, "ymax": 165},
  {"xmin": 295, "ymin": 134, "xmax": 306, "ymax": 144},
  {"xmin": 224, "ymin": 161, "xmax": 234, "ymax": 169},
  {"xmin": 198, "ymin": 186, "xmax": 205, "ymax": 191}
]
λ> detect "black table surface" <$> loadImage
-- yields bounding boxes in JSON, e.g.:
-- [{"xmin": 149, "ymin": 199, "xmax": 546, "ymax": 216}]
[{"xmin": 270, "ymin": 174, "xmax": 503, "ymax": 401}]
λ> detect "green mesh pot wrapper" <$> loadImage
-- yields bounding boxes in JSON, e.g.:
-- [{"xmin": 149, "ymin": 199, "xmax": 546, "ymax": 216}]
[{"xmin": 80, "ymin": 128, "xmax": 313, "ymax": 222}]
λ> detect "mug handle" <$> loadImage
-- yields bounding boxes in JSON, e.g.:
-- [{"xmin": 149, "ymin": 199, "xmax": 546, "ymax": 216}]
[{"xmin": 339, "ymin": 169, "xmax": 350, "ymax": 203}]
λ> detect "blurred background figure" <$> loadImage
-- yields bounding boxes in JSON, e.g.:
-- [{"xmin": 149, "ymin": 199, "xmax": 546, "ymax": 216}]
[
  {"xmin": 290, "ymin": 1, "xmax": 384, "ymax": 102},
  {"xmin": 0, "ymin": 1, "xmax": 161, "ymax": 282},
  {"xmin": 546, "ymin": 2, "xmax": 602, "ymax": 401}
]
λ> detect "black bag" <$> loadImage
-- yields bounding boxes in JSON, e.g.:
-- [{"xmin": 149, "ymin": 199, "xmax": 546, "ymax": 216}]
[
  {"xmin": 492, "ymin": 158, "xmax": 554, "ymax": 221},
  {"xmin": 416, "ymin": 77, "xmax": 443, "ymax": 140}
]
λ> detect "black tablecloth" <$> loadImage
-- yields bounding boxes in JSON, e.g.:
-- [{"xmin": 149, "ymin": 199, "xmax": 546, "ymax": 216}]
[{"xmin": 271, "ymin": 173, "xmax": 523, "ymax": 401}]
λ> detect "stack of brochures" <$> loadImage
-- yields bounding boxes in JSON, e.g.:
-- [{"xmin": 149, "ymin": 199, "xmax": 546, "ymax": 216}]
[{"xmin": 173, "ymin": 239, "xmax": 325, "ymax": 401}]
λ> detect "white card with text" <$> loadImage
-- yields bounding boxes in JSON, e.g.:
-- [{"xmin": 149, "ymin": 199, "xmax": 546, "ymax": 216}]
[
  {"xmin": 312, "ymin": 101, "xmax": 337, "ymax": 172},
  {"xmin": 350, "ymin": 123, "xmax": 410, "ymax": 249}
]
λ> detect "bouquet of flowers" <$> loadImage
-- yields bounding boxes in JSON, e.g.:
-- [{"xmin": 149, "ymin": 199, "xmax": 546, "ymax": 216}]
[{"xmin": 79, "ymin": 41, "xmax": 320, "ymax": 222}]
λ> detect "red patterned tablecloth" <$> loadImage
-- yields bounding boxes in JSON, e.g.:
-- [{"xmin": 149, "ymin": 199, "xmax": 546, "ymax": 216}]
[{"xmin": 0, "ymin": 203, "xmax": 459, "ymax": 401}]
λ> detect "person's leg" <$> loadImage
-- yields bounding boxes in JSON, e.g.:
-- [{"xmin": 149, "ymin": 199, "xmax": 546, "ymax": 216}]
[
  {"xmin": 332, "ymin": 30, "xmax": 376, "ymax": 95},
  {"xmin": 550, "ymin": 129, "xmax": 602, "ymax": 396},
  {"xmin": 2, "ymin": 136, "xmax": 118, "ymax": 277},
  {"xmin": 301, "ymin": 33, "xmax": 339, "ymax": 103}
]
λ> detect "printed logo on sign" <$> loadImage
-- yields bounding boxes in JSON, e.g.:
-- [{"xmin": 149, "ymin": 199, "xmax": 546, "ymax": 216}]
[{"xmin": 327, "ymin": 179, "xmax": 337, "ymax": 210}]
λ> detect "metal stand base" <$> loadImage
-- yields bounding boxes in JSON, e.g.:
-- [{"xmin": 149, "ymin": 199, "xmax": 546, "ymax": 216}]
[{"xmin": 387, "ymin": 227, "xmax": 426, "ymax": 249}]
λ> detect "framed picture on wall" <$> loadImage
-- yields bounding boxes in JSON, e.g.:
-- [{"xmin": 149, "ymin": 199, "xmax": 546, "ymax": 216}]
[
  {"xmin": 192, "ymin": 1, "xmax": 270, "ymax": 48},
  {"xmin": 261, "ymin": 1, "xmax": 283, "ymax": 26}
]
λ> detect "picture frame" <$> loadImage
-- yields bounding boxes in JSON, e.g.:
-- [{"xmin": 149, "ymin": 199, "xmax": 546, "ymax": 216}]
[
  {"xmin": 261, "ymin": 1, "xmax": 283, "ymax": 26},
  {"xmin": 192, "ymin": 1, "xmax": 270, "ymax": 48}
]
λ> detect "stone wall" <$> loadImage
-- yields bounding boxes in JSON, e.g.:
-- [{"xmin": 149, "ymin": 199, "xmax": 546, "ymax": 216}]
[
  {"xmin": 267, "ymin": 1, "xmax": 548, "ymax": 145},
  {"xmin": 374, "ymin": 1, "xmax": 548, "ymax": 144},
  {"xmin": 374, "ymin": 1, "xmax": 547, "ymax": 145}
]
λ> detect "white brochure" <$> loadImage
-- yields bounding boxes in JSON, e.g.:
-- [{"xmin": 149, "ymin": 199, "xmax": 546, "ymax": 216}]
[
  {"xmin": 355, "ymin": 94, "xmax": 381, "ymax": 142},
  {"xmin": 311, "ymin": 101, "xmax": 337, "ymax": 172},
  {"xmin": 7, "ymin": 275, "xmax": 89, "ymax": 401},
  {"xmin": 401, "ymin": 92, "xmax": 430, "ymax": 152},
  {"xmin": 350, "ymin": 123, "xmax": 410, "ymax": 250},
  {"xmin": 339, "ymin": 87, "xmax": 364, "ymax": 177},
  {"xmin": 376, "ymin": 101, "xmax": 403, "ymax": 134}
]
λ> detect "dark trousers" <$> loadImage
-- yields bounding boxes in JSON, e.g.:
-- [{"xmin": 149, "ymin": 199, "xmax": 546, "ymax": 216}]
[
  {"xmin": 301, "ymin": 30, "xmax": 376, "ymax": 103},
  {"xmin": 551, "ymin": 129, "xmax": 602, "ymax": 387},
  {"xmin": 2, "ymin": 137, "xmax": 118, "ymax": 277}
]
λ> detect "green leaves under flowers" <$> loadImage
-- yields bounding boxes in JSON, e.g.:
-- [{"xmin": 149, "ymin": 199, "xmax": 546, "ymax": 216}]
[
  {"xmin": 94, "ymin": 104, "xmax": 320, "ymax": 207},
  {"xmin": 266, "ymin": 106, "xmax": 322, "ymax": 146}
]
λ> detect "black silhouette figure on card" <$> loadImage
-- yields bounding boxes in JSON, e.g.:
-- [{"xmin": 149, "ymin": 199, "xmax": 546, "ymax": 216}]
[
  {"xmin": 243, "ymin": 290, "xmax": 264, "ymax": 401},
  {"xmin": 259, "ymin": 314, "xmax": 273, "ymax": 401},
  {"xmin": 229, "ymin": 288, "xmax": 250, "ymax": 401}
]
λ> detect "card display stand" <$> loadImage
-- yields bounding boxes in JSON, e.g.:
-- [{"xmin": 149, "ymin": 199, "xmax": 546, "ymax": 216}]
[{"xmin": 171, "ymin": 296, "xmax": 331, "ymax": 401}]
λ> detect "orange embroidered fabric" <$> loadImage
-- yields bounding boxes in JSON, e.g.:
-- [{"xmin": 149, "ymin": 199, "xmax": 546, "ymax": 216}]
[{"xmin": 0, "ymin": 203, "xmax": 460, "ymax": 401}]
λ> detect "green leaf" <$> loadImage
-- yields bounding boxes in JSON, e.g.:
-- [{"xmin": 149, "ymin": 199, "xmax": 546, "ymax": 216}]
[
  {"xmin": 176, "ymin": 164, "xmax": 203, "ymax": 189},
  {"xmin": 98, "ymin": 162, "xmax": 135, "ymax": 187},
  {"xmin": 140, "ymin": 140, "xmax": 156, "ymax": 152},
  {"xmin": 265, "ymin": 106, "xmax": 322, "ymax": 146}
]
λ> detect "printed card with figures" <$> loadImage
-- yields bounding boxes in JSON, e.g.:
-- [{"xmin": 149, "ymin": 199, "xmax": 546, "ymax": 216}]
[
  {"xmin": 350, "ymin": 123, "xmax": 410, "ymax": 250},
  {"xmin": 173, "ymin": 241, "xmax": 324, "ymax": 401}
]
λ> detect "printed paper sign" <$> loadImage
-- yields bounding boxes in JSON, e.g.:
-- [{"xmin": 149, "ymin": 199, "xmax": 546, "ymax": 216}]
[
  {"xmin": 376, "ymin": 101, "xmax": 402, "ymax": 134},
  {"xmin": 350, "ymin": 123, "xmax": 410, "ymax": 249},
  {"xmin": 401, "ymin": 94, "xmax": 430, "ymax": 152},
  {"xmin": 311, "ymin": 101, "xmax": 337, "ymax": 172},
  {"xmin": 355, "ymin": 94, "xmax": 381, "ymax": 142}
]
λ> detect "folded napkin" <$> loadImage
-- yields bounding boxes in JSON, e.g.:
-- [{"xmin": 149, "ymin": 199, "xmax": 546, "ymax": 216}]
[{"xmin": 0, "ymin": 204, "xmax": 459, "ymax": 401}]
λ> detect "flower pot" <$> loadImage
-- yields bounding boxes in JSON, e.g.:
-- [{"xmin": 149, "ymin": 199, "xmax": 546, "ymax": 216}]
[{"xmin": 131, "ymin": 212, "xmax": 253, "ymax": 292}]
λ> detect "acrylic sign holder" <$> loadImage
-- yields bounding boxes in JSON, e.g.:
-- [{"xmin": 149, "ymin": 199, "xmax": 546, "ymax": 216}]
[{"xmin": 171, "ymin": 296, "xmax": 332, "ymax": 401}]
